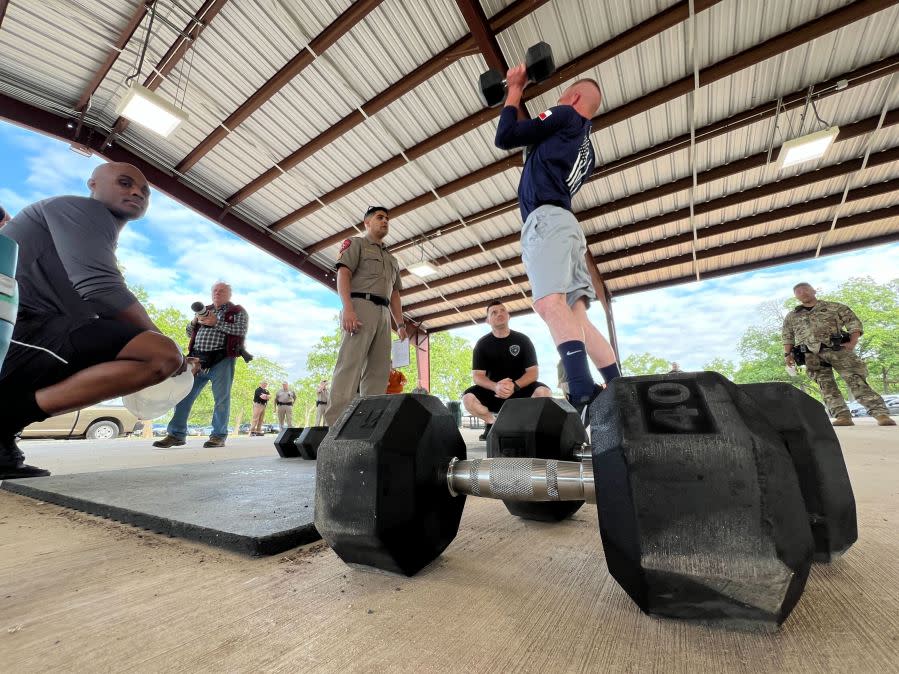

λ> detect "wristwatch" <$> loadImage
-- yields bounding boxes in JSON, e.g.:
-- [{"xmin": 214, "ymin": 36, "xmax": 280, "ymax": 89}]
[{"xmin": 513, "ymin": 381, "xmax": 521, "ymax": 393}]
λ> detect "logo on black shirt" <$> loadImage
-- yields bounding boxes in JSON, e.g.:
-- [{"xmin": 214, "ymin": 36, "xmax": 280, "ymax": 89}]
[{"xmin": 509, "ymin": 345, "xmax": 520, "ymax": 356}]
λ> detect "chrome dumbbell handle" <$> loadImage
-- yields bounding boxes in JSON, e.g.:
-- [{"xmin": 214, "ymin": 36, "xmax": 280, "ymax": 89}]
[{"xmin": 446, "ymin": 457, "xmax": 595, "ymax": 504}]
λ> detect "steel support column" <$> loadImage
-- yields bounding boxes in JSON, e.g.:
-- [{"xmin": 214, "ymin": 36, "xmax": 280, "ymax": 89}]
[
  {"xmin": 585, "ymin": 252, "xmax": 619, "ymax": 360},
  {"xmin": 414, "ymin": 329, "xmax": 430, "ymax": 393}
]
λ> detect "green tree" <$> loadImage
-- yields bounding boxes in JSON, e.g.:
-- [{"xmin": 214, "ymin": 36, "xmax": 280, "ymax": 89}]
[
  {"xmin": 621, "ymin": 352, "xmax": 670, "ymax": 376},
  {"xmin": 820, "ymin": 277, "xmax": 899, "ymax": 393},
  {"xmin": 732, "ymin": 326, "xmax": 818, "ymax": 397},
  {"xmin": 703, "ymin": 357, "xmax": 737, "ymax": 380},
  {"xmin": 405, "ymin": 331, "xmax": 472, "ymax": 399}
]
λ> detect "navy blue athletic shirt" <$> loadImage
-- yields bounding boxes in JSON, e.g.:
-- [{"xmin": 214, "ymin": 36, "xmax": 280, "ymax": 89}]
[{"xmin": 495, "ymin": 105, "xmax": 595, "ymax": 221}]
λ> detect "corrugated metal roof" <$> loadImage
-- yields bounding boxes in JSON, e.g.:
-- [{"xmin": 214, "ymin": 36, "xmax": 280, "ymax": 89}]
[{"xmin": 2, "ymin": 0, "xmax": 898, "ymax": 332}]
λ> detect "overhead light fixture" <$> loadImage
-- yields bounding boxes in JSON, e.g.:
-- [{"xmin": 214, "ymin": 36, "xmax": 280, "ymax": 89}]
[
  {"xmin": 116, "ymin": 84, "xmax": 189, "ymax": 137},
  {"xmin": 408, "ymin": 261, "xmax": 439, "ymax": 278},
  {"xmin": 776, "ymin": 126, "xmax": 839, "ymax": 171},
  {"xmin": 69, "ymin": 143, "xmax": 92, "ymax": 157}
]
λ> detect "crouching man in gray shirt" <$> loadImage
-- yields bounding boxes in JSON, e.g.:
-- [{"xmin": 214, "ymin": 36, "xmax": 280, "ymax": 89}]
[{"xmin": 0, "ymin": 162, "xmax": 184, "ymax": 479}]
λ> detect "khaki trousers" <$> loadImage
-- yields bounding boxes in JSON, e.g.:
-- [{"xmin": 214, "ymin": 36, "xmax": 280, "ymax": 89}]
[
  {"xmin": 277, "ymin": 404, "xmax": 293, "ymax": 429},
  {"xmin": 315, "ymin": 403, "xmax": 327, "ymax": 426},
  {"xmin": 251, "ymin": 402, "xmax": 266, "ymax": 433},
  {"xmin": 325, "ymin": 298, "xmax": 392, "ymax": 426}
]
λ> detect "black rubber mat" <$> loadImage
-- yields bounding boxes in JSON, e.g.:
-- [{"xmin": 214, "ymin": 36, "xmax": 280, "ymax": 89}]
[{"xmin": 1, "ymin": 457, "xmax": 319, "ymax": 556}]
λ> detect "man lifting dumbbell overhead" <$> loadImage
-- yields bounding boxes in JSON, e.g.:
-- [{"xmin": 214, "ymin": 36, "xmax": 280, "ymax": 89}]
[
  {"xmin": 462, "ymin": 301, "xmax": 551, "ymax": 440},
  {"xmin": 493, "ymin": 55, "xmax": 620, "ymax": 416}
]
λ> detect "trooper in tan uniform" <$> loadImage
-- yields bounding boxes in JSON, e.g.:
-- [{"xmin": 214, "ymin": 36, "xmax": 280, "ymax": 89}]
[
  {"xmin": 783, "ymin": 282, "xmax": 895, "ymax": 427},
  {"xmin": 325, "ymin": 206, "xmax": 408, "ymax": 426},
  {"xmin": 314, "ymin": 379, "xmax": 330, "ymax": 426}
]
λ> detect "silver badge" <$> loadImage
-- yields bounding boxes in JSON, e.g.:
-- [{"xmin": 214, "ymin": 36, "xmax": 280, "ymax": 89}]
[{"xmin": 510, "ymin": 345, "xmax": 520, "ymax": 356}]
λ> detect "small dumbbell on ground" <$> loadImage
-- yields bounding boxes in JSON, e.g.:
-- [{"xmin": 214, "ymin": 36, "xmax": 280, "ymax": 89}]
[
  {"xmin": 274, "ymin": 426, "xmax": 328, "ymax": 459},
  {"xmin": 478, "ymin": 42, "xmax": 555, "ymax": 107},
  {"xmin": 486, "ymin": 397, "xmax": 589, "ymax": 521},
  {"xmin": 315, "ymin": 374, "xmax": 828, "ymax": 627}
]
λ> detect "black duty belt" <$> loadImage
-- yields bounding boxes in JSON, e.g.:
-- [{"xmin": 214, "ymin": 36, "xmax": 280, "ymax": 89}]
[
  {"xmin": 277, "ymin": 403, "xmax": 293, "ymax": 406},
  {"xmin": 351, "ymin": 292, "xmax": 389, "ymax": 307},
  {"xmin": 316, "ymin": 401, "xmax": 327, "ymax": 406}
]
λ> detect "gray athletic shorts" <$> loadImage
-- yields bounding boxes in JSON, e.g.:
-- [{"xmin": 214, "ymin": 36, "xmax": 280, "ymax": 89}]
[{"xmin": 521, "ymin": 205, "xmax": 595, "ymax": 307}]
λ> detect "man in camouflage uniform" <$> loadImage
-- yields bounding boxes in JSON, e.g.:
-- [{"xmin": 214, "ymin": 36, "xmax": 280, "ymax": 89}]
[{"xmin": 782, "ymin": 282, "xmax": 895, "ymax": 427}]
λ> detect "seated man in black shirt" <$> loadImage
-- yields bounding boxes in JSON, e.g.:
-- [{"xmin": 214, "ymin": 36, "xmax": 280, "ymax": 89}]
[{"xmin": 462, "ymin": 301, "xmax": 551, "ymax": 440}]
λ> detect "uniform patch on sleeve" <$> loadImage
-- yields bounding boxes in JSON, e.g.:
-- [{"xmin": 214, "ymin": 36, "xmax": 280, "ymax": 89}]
[
  {"xmin": 337, "ymin": 238, "xmax": 352, "ymax": 257},
  {"xmin": 538, "ymin": 109, "xmax": 553, "ymax": 121}
]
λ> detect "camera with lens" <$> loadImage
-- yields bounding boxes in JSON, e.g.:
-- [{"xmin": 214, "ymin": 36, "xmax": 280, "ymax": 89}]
[{"xmin": 191, "ymin": 301, "xmax": 210, "ymax": 318}]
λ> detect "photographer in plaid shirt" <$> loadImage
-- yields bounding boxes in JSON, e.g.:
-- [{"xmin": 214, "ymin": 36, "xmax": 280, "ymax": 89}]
[{"xmin": 153, "ymin": 282, "xmax": 248, "ymax": 448}]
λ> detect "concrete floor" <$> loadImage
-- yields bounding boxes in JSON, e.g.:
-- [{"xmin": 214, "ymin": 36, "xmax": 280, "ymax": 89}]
[{"xmin": 1, "ymin": 420, "xmax": 897, "ymax": 672}]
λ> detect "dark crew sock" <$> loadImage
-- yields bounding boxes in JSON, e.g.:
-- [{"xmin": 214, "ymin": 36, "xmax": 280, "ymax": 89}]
[
  {"xmin": 0, "ymin": 391, "xmax": 49, "ymax": 436},
  {"xmin": 558, "ymin": 340, "xmax": 594, "ymax": 402},
  {"xmin": 599, "ymin": 362, "xmax": 621, "ymax": 384}
]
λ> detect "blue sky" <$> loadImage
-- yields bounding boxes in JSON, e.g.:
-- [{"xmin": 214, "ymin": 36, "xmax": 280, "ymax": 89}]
[{"xmin": 1, "ymin": 118, "xmax": 897, "ymax": 389}]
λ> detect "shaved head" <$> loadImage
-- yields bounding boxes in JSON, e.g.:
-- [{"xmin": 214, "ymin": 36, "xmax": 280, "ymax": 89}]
[
  {"xmin": 87, "ymin": 162, "xmax": 150, "ymax": 222},
  {"xmin": 559, "ymin": 78, "xmax": 602, "ymax": 119}
]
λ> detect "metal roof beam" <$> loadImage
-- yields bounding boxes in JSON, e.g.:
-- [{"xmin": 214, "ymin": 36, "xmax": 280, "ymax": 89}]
[
  {"xmin": 225, "ymin": 0, "xmax": 551, "ymax": 207},
  {"xmin": 601, "ymin": 204, "xmax": 899, "ymax": 282},
  {"xmin": 417, "ymin": 204, "xmax": 899, "ymax": 327},
  {"xmin": 176, "ymin": 0, "xmax": 384, "ymax": 173},
  {"xmin": 0, "ymin": 92, "xmax": 337, "ymax": 291},
  {"xmin": 74, "ymin": 1, "xmax": 151, "ymax": 112},
  {"xmin": 428, "ymin": 230, "xmax": 899, "ymax": 333},
  {"xmin": 454, "ymin": 0, "xmax": 508, "ymax": 72},
  {"xmin": 105, "ymin": 0, "xmax": 230, "ymax": 142},
  {"xmin": 279, "ymin": 0, "xmax": 725, "ymax": 241},
  {"xmin": 610, "ymin": 232, "xmax": 899, "ymax": 297},
  {"xmin": 399, "ymin": 115, "xmax": 899, "ymax": 297},
  {"xmin": 300, "ymin": 0, "xmax": 889, "ymax": 253},
  {"xmin": 405, "ymin": 163, "xmax": 899, "ymax": 313},
  {"xmin": 389, "ymin": 52, "xmax": 899, "ymax": 255}
]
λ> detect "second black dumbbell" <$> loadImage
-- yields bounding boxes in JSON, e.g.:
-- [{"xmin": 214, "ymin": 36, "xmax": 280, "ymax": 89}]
[{"xmin": 478, "ymin": 42, "xmax": 555, "ymax": 107}]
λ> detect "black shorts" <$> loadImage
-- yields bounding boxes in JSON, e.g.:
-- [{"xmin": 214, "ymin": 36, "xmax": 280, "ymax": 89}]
[
  {"xmin": 0, "ymin": 316, "xmax": 145, "ymax": 393},
  {"xmin": 462, "ymin": 381, "xmax": 549, "ymax": 414}
]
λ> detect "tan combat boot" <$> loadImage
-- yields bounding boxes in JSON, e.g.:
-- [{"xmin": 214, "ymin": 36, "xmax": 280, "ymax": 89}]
[
  {"xmin": 874, "ymin": 414, "xmax": 897, "ymax": 426},
  {"xmin": 832, "ymin": 414, "xmax": 854, "ymax": 427}
]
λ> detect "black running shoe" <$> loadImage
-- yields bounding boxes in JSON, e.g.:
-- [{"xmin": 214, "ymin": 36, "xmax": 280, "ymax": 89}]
[
  {"xmin": 0, "ymin": 463, "xmax": 51, "ymax": 479},
  {"xmin": 571, "ymin": 384, "xmax": 604, "ymax": 427},
  {"xmin": 477, "ymin": 423, "xmax": 493, "ymax": 442}
]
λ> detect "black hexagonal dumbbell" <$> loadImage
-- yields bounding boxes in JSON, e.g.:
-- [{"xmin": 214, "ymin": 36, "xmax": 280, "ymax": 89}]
[
  {"xmin": 487, "ymin": 397, "xmax": 588, "ymax": 521},
  {"xmin": 296, "ymin": 426, "xmax": 328, "ymax": 460},
  {"xmin": 478, "ymin": 41, "xmax": 556, "ymax": 107},
  {"xmin": 739, "ymin": 382, "xmax": 857, "ymax": 561},
  {"xmin": 315, "ymin": 374, "xmax": 819, "ymax": 627},
  {"xmin": 274, "ymin": 426, "xmax": 329, "ymax": 460},
  {"xmin": 273, "ymin": 427, "xmax": 304, "ymax": 457}
]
